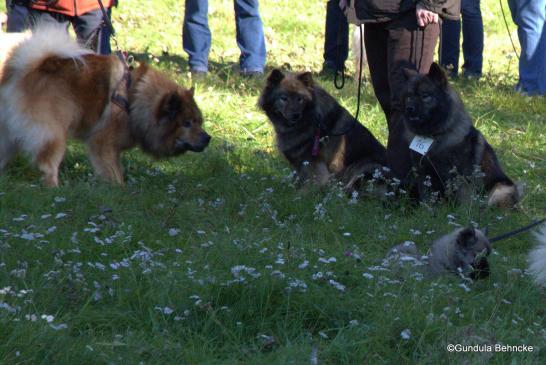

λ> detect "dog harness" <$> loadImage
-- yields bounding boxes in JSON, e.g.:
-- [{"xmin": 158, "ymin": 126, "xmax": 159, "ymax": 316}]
[{"xmin": 110, "ymin": 51, "xmax": 132, "ymax": 113}]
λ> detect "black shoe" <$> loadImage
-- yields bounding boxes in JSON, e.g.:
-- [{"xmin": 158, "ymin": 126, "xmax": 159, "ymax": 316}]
[
  {"xmin": 462, "ymin": 71, "xmax": 482, "ymax": 80},
  {"xmin": 240, "ymin": 70, "xmax": 263, "ymax": 79},
  {"xmin": 190, "ymin": 69, "xmax": 207, "ymax": 82}
]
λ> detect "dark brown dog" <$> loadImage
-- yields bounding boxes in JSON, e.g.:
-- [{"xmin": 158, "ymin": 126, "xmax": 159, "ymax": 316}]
[
  {"xmin": 258, "ymin": 69, "xmax": 387, "ymax": 190},
  {"xmin": 0, "ymin": 25, "xmax": 210, "ymax": 186}
]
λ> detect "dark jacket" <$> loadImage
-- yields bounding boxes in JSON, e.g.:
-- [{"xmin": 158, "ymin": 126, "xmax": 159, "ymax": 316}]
[{"xmin": 347, "ymin": 0, "xmax": 460, "ymax": 23}]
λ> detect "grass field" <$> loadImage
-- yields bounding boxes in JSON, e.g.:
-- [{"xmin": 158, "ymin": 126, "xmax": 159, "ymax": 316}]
[{"xmin": 1, "ymin": 1, "xmax": 545, "ymax": 364}]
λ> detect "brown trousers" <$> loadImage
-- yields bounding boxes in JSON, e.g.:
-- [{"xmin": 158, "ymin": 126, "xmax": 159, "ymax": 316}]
[{"xmin": 364, "ymin": 11, "xmax": 439, "ymax": 179}]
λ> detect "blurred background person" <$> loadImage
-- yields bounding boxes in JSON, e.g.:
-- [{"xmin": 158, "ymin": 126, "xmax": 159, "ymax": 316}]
[
  {"xmin": 5, "ymin": 0, "xmax": 115, "ymax": 54},
  {"xmin": 508, "ymin": 0, "xmax": 546, "ymax": 96},
  {"xmin": 183, "ymin": 0, "xmax": 266, "ymax": 77},
  {"xmin": 321, "ymin": 0, "xmax": 349, "ymax": 75},
  {"xmin": 440, "ymin": 0, "xmax": 484, "ymax": 78}
]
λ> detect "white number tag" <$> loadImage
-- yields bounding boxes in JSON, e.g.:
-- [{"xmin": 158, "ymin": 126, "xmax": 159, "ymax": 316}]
[{"xmin": 409, "ymin": 135, "xmax": 434, "ymax": 155}]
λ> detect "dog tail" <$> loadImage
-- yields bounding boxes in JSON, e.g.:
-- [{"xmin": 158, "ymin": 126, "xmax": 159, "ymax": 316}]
[
  {"xmin": 527, "ymin": 223, "xmax": 546, "ymax": 287},
  {"xmin": 5, "ymin": 22, "xmax": 92, "ymax": 76}
]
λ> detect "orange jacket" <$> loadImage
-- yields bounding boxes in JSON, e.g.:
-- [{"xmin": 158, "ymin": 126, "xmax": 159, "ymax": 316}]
[{"xmin": 30, "ymin": 0, "xmax": 115, "ymax": 17}]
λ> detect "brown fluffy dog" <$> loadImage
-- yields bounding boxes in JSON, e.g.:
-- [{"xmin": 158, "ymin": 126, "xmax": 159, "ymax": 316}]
[{"xmin": 0, "ymin": 25, "xmax": 210, "ymax": 186}]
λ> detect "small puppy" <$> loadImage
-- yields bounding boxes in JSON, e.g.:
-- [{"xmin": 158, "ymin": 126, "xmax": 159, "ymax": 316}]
[
  {"xmin": 400, "ymin": 63, "xmax": 520, "ymax": 208},
  {"xmin": 258, "ymin": 69, "xmax": 386, "ymax": 189},
  {"xmin": 0, "ymin": 24, "xmax": 210, "ymax": 186},
  {"xmin": 387, "ymin": 227, "xmax": 492, "ymax": 278}
]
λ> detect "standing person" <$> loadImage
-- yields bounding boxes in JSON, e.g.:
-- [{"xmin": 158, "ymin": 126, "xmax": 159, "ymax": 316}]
[
  {"xmin": 342, "ymin": 0, "xmax": 460, "ymax": 179},
  {"xmin": 23, "ymin": 0, "xmax": 115, "ymax": 55},
  {"xmin": 508, "ymin": 0, "xmax": 546, "ymax": 96},
  {"xmin": 440, "ymin": 0, "xmax": 483, "ymax": 78},
  {"xmin": 182, "ymin": 0, "xmax": 266, "ymax": 77},
  {"xmin": 322, "ymin": 0, "xmax": 349, "ymax": 75}
]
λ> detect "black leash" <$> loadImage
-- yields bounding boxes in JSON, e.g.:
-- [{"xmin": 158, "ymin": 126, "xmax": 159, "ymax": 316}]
[
  {"xmin": 499, "ymin": 0, "xmax": 520, "ymax": 60},
  {"xmin": 325, "ymin": 24, "xmax": 364, "ymax": 138},
  {"xmin": 97, "ymin": 0, "xmax": 116, "ymax": 36},
  {"xmin": 333, "ymin": 14, "xmax": 346, "ymax": 90},
  {"xmin": 353, "ymin": 24, "xmax": 364, "ymax": 124},
  {"xmin": 489, "ymin": 217, "xmax": 546, "ymax": 244}
]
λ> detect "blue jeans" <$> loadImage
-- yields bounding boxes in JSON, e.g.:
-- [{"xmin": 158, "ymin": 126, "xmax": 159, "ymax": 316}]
[
  {"xmin": 6, "ymin": 1, "xmax": 30, "ymax": 32},
  {"xmin": 323, "ymin": 0, "xmax": 349, "ymax": 71},
  {"xmin": 18, "ymin": 6, "xmax": 112, "ymax": 55},
  {"xmin": 440, "ymin": 0, "xmax": 483, "ymax": 76},
  {"xmin": 508, "ymin": 0, "xmax": 546, "ymax": 95},
  {"xmin": 183, "ymin": 0, "xmax": 266, "ymax": 73}
]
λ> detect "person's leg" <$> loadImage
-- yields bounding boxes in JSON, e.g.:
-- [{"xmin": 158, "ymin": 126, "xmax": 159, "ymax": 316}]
[
  {"xmin": 323, "ymin": 0, "xmax": 349, "ymax": 72},
  {"xmin": 6, "ymin": 1, "xmax": 30, "ymax": 32},
  {"xmin": 439, "ymin": 18, "xmax": 461, "ymax": 76},
  {"xmin": 183, "ymin": 0, "xmax": 211, "ymax": 73},
  {"xmin": 233, "ymin": 0, "xmax": 266, "ymax": 74},
  {"xmin": 386, "ymin": 12, "xmax": 440, "ymax": 179},
  {"xmin": 461, "ymin": 0, "xmax": 484, "ymax": 77},
  {"xmin": 72, "ymin": 8, "xmax": 110, "ymax": 54},
  {"xmin": 538, "ymin": 2, "xmax": 546, "ymax": 94},
  {"xmin": 364, "ymin": 22, "xmax": 391, "ymax": 118},
  {"xmin": 508, "ymin": 0, "xmax": 546, "ymax": 95}
]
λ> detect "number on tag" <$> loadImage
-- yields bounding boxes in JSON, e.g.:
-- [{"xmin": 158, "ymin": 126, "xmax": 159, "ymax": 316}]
[{"xmin": 409, "ymin": 135, "xmax": 434, "ymax": 155}]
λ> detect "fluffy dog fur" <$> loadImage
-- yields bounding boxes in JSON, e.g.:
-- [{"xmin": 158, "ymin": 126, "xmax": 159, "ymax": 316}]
[
  {"xmin": 258, "ymin": 69, "xmax": 386, "ymax": 189},
  {"xmin": 0, "ymin": 24, "xmax": 210, "ymax": 186},
  {"xmin": 400, "ymin": 63, "xmax": 520, "ymax": 208},
  {"xmin": 527, "ymin": 224, "xmax": 546, "ymax": 287},
  {"xmin": 387, "ymin": 227, "xmax": 491, "ymax": 278}
]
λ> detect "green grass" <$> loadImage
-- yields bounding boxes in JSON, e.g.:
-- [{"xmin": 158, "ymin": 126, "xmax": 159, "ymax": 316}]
[{"xmin": 1, "ymin": 1, "xmax": 545, "ymax": 364}]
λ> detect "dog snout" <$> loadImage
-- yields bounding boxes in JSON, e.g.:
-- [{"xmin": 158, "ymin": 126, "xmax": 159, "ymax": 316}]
[
  {"xmin": 291, "ymin": 112, "xmax": 301, "ymax": 121},
  {"xmin": 405, "ymin": 105, "xmax": 416, "ymax": 114},
  {"xmin": 201, "ymin": 132, "xmax": 211, "ymax": 146}
]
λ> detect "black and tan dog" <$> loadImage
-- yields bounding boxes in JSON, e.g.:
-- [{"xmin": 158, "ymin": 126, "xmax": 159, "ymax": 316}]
[
  {"xmin": 258, "ymin": 69, "xmax": 387, "ymax": 190},
  {"xmin": 400, "ymin": 63, "xmax": 520, "ymax": 208}
]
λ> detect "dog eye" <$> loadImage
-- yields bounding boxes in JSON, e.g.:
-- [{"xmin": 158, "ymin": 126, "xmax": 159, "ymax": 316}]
[
  {"xmin": 422, "ymin": 94, "xmax": 433, "ymax": 103},
  {"xmin": 183, "ymin": 120, "xmax": 192, "ymax": 128},
  {"xmin": 279, "ymin": 95, "xmax": 288, "ymax": 102},
  {"xmin": 297, "ymin": 96, "xmax": 304, "ymax": 104}
]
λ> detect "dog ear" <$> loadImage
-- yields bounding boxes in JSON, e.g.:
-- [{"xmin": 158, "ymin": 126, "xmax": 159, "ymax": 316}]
[
  {"xmin": 267, "ymin": 69, "xmax": 285, "ymax": 85},
  {"xmin": 297, "ymin": 72, "xmax": 314, "ymax": 88},
  {"xmin": 428, "ymin": 62, "xmax": 448, "ymax": 89},
  {"xmin": 158, "ymin": 91, "xmax": 182, "ymax": 123},
  {"xmin": 456, "ymin": 227, "xmax": 476, "ymax": 248},
  {"xmin": 402, "ymin": 67, "xmax": 418, "ymax": 80}
]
